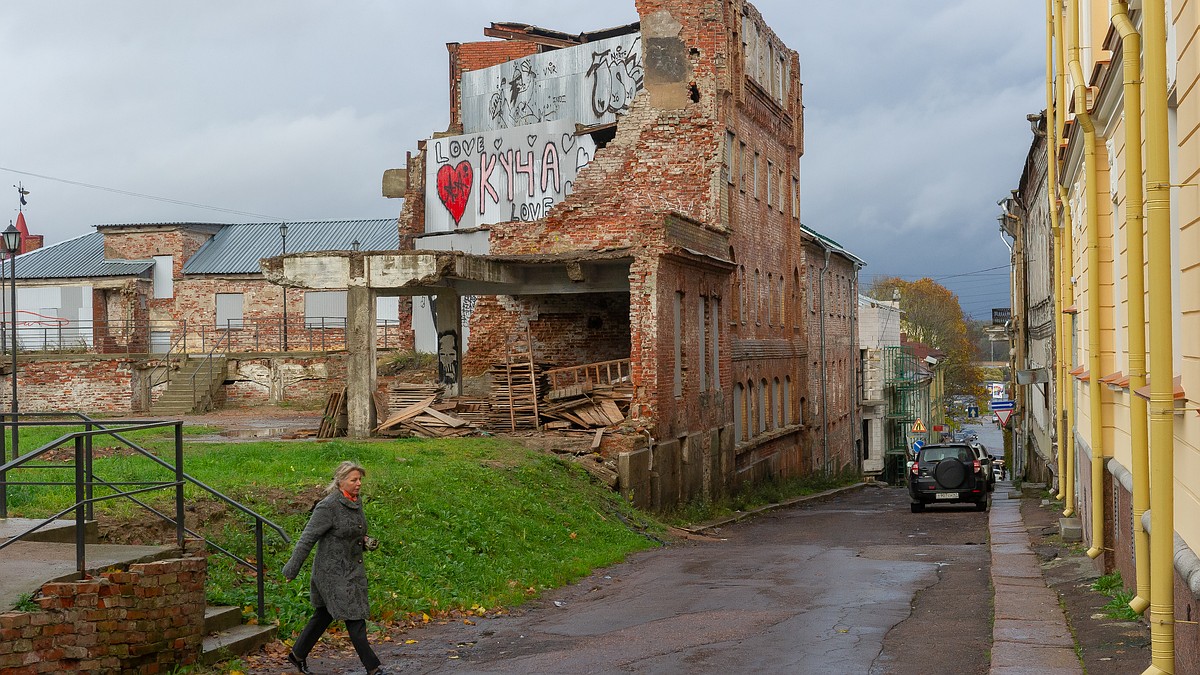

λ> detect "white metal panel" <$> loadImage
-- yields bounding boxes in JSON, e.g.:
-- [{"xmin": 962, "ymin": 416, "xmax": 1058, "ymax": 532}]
[
  {"xmin": 215, "ymin": 293, "xmax": 244, "ymax": 329},
  {"xmin": 153, "ymin": 255, "xmax": 174, "ymax": 298},
  {"xmin": 424, "ymin": 119, "xmax": 597, "ymax": 232},
  {"xmin": 304, "ymin": 291, "xmax": 347, "ymax": 328},
  {"xmin": 460, "ymin": 33, "xmax": 642, "ymax": 133}
]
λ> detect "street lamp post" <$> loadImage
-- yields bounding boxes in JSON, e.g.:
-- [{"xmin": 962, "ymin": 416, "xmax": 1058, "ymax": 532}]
[
  {"xmin": 279, "ymin": 223, "xmax": 289, "ymax": 352},
  {"xmin": 2, "ymin": 223, "xmax": 21, "ymax": 458}
]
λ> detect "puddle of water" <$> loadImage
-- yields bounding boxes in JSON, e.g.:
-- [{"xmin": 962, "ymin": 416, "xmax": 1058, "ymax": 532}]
[{"xmin": 219, "ymin": 427, "xmax": 286, "ymax": 438}]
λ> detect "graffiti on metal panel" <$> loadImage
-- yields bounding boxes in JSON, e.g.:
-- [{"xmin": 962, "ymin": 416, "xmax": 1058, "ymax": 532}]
[
  {"xmin": 435, "ymin": 161, "xmax": 473, "ymax": 225},
  {"xmin": 460, "ymin": 295, "xmax": 477, "ymax": 323},
  {"xmin": 437, "ymin": 330, "xmax": 459, "ymax": 387},
  {"xmin": 586, "ymin": 38, "xmax": 643, "ymax": 117},
  {"xmin": 425, "ymin": 120, "xmax": 597, "ymax": 231}
]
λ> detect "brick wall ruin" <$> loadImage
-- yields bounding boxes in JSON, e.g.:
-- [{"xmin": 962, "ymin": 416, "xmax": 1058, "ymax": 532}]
[{"xmin": 0, "ymin": 549, "xmax": 207, "ymax": 674}]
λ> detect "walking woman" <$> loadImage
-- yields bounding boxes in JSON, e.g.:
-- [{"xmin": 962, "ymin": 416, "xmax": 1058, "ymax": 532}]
[{"xmin": 283, "ymin": 461, "xmax": 387, "ymax": 675}]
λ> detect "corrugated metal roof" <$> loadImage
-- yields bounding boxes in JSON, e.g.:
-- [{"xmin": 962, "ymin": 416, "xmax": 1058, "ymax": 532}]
[
  {"xmin": 183, "ymin": 219, "xmax": 399, "ymax": 274},
  {"xmin": 2, "ymin": 232, "xmax": 154, "ymax": 280}
]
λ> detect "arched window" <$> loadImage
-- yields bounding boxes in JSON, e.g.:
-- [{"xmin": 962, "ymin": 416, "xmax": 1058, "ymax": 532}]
[
  {"xmin": 773, "ymin": 378, "xmax": 781, "ymax": 429},
  {"xmin": 733, "ymin": 382, "xmax": 744, "ymax": 445},
  {"xmin": 784, "ymin": 376, "xmax": 792, "ymax": 425},
  {"xmin": 758, "ymin": 379, "xmax": 768, "ymax": 433}
]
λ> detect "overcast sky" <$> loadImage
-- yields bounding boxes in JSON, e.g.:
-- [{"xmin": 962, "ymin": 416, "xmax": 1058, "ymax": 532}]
[{"xmin": 1, "ymin": 1, "xmax": 1043, "ymax": 320}]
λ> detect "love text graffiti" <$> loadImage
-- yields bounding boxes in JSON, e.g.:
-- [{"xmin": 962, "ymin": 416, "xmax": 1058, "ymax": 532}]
[{"xmin": 425, "ymin": 120, "xmax": 597, "ymax": 232}]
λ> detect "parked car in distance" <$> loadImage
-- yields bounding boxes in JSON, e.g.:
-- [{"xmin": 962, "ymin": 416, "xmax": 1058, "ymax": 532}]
[
  {"xmin": 908, "ymin": 443, "xmax": 989, "ymax": 513},
  {"xmin": 968, "ymin": 442, "xmax": 995, "ymax": 491}
]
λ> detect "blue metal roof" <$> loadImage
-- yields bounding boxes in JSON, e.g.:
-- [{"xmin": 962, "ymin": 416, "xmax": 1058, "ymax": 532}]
[
  {"xmin": 183, "ymin": 219, "xmax": 399, "ymax": 274},
  {"xmin": 2, "ymin": 232, "xmax": 154, "ymax": 280}
]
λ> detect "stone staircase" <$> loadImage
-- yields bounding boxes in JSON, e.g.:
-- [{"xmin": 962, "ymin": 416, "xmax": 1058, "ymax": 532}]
[
  {"xmin": 151, "ymin": 356, "xmax": 228, "ymax": 415},
  {"xmin": 1, "ymin": 518, "xmax": 278, "ymax": 666},
  {"xmin": 201, "ymin": 605, "xmax": 278, "ymax": 665}
]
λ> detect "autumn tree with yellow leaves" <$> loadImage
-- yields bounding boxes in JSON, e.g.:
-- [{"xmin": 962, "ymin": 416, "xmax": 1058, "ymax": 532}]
[{"xmin": 867, "ymin": 277, "xmax": 983, "ymax": 397}]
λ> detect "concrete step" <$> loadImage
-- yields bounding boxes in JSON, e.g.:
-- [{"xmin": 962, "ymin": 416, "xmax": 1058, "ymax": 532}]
[
  {"xmin": 201, "ymin": 622, "xmax": 278, "ymax": 665},
  {"xmin": 204, "ymin": 605, "xmax": 243, "ymax": 633}
]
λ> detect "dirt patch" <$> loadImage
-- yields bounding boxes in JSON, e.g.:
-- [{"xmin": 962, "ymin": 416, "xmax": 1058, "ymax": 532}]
[
  {"xmin": 1021, "ymin": 493, "xmax": 1150, "ymax": 673},
  {"xmin": 39, "ymin": 445, "xmax": 141, "ymax": 462}
]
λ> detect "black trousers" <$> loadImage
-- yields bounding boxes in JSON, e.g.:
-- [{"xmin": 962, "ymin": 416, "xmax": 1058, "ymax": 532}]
[{"xmin": 292, "ymin": 605, "xmax": 381, "ymax": 672}]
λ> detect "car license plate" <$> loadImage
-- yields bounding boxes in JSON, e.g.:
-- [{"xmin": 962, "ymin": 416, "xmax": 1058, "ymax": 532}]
[{"xmin": 935, "ymin": 492, "xmax": 958, "ymax": 500}]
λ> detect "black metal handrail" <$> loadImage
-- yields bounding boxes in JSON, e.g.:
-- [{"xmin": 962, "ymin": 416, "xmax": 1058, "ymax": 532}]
[
  {"xmin": 191, "ymin": 329, "xmax": 230, "ymax": 410},
  {"xmin": 147, "ymin": 322, "xmax": 190, "ymax": 395},
  {"xmin": 0, "ymin": 413, "xmax": 289, "ymax": 621}
]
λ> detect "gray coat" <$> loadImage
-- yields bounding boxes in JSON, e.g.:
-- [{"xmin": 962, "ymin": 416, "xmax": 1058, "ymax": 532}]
[{"xmin": 282, "ymin": 492, "xmax": 371, "ymax": 620}]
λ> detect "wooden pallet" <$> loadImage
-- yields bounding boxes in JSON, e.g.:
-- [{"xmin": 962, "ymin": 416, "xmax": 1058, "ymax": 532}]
[{"xmin": 318, "ymin": 387, "xmax": 348, "ymax": 438}]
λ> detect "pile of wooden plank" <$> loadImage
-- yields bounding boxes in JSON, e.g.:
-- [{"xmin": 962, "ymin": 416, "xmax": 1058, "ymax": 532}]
[
  {"xmin": 318, "ymin": 387, "xmax": 348, "ymax": 438},
  {"xmin": 387, "ymin": 383, "xmax": 442, "ymax": 413},
  {"xmin": 539, "ymin": 383, "xmax": 632, "ymax": 429},
  {"xmin": 374, "ymin": 394, "xmax": 475, "ymax": 438}
]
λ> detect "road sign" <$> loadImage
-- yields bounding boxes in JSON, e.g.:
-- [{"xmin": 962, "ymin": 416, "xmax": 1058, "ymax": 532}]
[
  {"xmin": 996, "ymin": 409, "xmax": 1013, "ymax": 427},
  {"xmin": 912, "ymin": 440, "xmax": 925, "ymax": 454},
  {"xmin": 911, "ymin": 418, "xmax": 926, "ymax": 433},
  {"xmin": 989, "ymin": 400, "xmax": 1015, "ymax": 411}
]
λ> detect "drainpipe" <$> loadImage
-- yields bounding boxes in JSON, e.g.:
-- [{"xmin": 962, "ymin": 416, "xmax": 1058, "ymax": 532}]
[
  {"xmin": 1110, "ymin": 0, "xmax": 1151, "ymax": 617},
  {"xmin": 1054, "ymin": 0, "xmax": 1078, "ymax": 519},
  {"xmin": 1059, "ymin": 189, "xmax": 1076, "ymax": 518},
  {"xmin": 1066, "ymin": 0, "xmax": 1106, "ymax": 562},
  {"xmin": 1142, "ymin": 0, "xmax": 1176, "ymax": 668},
  {"xmin": 819, "ymin": 247, "xmax": 830, "ymax": 475},
  {"xmin": 1046, "ymin": 0, "xmax": 1067, "ymax": 501}
]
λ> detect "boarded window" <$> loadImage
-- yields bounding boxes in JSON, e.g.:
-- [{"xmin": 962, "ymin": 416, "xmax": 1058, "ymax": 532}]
[
  {"xmin": 215, "ymin": 293, "xmax": 244, "ymax": 329},
  {"xmin": 698, "ymin": 296, "xmax": 707, "ymax": 391},
  {"xmin": 305, "ymin": 291, "xmax": 347, "ymax": 328},
  {"xmin": 711, "ymin": 298, "xmax": 721, "ymax": 391},
  {"xmin": 674, "ymin": 291, "xmax": 684, "ymax": 397}
]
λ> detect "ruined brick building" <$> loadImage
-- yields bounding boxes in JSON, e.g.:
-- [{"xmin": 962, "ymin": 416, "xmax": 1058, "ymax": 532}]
[{"xmin": 271, "ymin": 0, "xmax": 863, "ymax": 508}]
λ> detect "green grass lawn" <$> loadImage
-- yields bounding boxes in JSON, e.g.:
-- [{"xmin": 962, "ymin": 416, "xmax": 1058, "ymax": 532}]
[{"xmin": 2, "ymin": 428, "xmax": 662, "ymax": 638}]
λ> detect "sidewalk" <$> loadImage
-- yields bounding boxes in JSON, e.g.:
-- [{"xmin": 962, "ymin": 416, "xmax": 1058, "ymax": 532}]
[{"xmin": 988, "ymin": 482, "xmax": 1082, "ymax": 674}]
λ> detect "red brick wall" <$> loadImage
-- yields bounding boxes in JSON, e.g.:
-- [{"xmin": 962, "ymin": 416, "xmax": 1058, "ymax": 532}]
[
  {"xmin": 462, "ymin": 294, "xmax": 630, "ymax": 376},
  {"xmin": 223, "ymin": 354, "xmax": 349, "ymax": 407},
  {"xmin": 0, "ymin": 549, "xmax": 207, "ymax": 674},
  {"xmin": 1, "ymin": 357, "xmax": 144, "ymax": 413}
]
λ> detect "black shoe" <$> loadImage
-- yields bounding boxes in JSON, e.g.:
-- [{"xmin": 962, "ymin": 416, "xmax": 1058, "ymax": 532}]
[
  {"xmin": 287, "ymin": 651, "xmax": 314, "ymax": 675},
  {"xmin": 368, "ymin": 668, "xmax": 390, "ymax": 675}
]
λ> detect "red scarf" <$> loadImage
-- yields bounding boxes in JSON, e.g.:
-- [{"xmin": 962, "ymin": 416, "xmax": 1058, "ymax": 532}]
[{"xmin": 341, "ymin": 489, "xmax": 358, "ymax": 502}]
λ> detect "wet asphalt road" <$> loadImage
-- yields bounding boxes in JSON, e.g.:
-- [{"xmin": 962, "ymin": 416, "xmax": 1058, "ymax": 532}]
[{"xmin": 296, "ymin": 482, "xmax": 993, "ymax": 675}]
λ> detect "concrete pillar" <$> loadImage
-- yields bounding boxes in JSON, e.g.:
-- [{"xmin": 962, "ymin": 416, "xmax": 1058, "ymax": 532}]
[
  {"xmin": 346, "ymin": 285, "xmax": 377, "ymax": 438},
  {"xmin": 432, "ymin": 291, "xmax": 462, "ymax": 396}
]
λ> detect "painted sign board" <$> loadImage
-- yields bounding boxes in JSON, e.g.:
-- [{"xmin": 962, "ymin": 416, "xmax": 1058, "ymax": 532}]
[
  {"xmin": 911, "ymin": 418, "xmax": 926, "ymax": 433},
  {"xmin": 989, "ymin": 400, "xmax": 1015, "ymax": 411},
  {"xmin": 996, "ymin": 409, "xmax": 1014, "ymax": 426},
  {"xmin": 424, "ymin": 120, "xmax": 597, "ymax": 232},
  {"xmin": 460, "ymin": 33, "xmax": 643, "ymax": 133}
]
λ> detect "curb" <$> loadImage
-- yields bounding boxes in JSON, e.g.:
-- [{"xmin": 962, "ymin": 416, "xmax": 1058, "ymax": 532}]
[{"xmin": 683, "ymin": 481, "xmax": 883, "ymax": 534}]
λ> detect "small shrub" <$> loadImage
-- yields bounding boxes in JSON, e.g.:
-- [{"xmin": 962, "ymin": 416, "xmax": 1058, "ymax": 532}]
[
  {"xmin": 1091, "ymin": 571, "xmax": 1124, "ymax": 595},
  {"xmin": 13, "ymin": 593, "xmax": 39, "ymax": 612}
]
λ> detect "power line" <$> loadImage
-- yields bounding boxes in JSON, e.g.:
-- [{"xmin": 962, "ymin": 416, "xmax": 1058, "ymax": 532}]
[{"xmin": 0, "ymin": 166, "xmax": 284, "ymax": 221}]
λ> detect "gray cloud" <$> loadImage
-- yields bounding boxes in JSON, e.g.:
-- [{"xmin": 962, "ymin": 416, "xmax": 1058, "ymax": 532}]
[{"xmin": 2, "ymin": 0, "xmax": 1038, "ymax": 318}]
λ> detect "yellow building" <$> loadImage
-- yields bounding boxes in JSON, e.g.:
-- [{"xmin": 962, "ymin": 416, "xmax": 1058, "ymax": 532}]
[{"xmin": 1016, "ymin": 1, "xmax": 1200, "ymax": 671}]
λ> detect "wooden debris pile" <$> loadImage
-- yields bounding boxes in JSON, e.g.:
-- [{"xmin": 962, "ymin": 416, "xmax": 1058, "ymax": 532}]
[
  {"xmin": 539, "ymin": 359, "xmax": 633, "ymax": 430},
  {"xmin": 374, "ymin": 384, "xmax": 479, "ymax": 438},
  {"xmin": 318, "ymin": 387, "xmax": 348, "ymax": 438}
]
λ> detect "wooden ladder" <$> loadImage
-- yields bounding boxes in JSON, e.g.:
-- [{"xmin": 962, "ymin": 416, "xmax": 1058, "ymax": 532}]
[{"xmin": 501, "ymin": 328, "xmax": 540, "ymax": 431}]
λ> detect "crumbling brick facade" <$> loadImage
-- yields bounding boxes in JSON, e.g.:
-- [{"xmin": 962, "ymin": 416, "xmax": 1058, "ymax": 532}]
[
  {"xmin": 0, "ymin": 549, "xmax": 207, "ymax": 674},
  {"xmin": 396, "ymin": 0, "xmax": 863, "ymax": 507}
]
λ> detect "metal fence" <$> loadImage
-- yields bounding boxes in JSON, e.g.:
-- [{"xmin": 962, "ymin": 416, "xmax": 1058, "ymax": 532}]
[{"xmin": 0, "ymin": 317, "xmax": 408, "ymax": 355}]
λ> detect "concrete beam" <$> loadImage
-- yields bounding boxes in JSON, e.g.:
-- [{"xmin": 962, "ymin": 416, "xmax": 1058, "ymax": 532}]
[{"xmin": 345, "ymin": 285, "xmax": 377, "ymax": 438}]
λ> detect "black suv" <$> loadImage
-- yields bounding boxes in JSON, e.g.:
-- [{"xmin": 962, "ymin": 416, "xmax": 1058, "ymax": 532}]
[{"xmin": 907, "ymin": 443, "xmax": 989, "ymax": 513}]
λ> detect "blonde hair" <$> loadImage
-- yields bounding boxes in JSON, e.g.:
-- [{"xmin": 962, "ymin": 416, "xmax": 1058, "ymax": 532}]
[{"xmin": 326, "ymin": 461, "xmax": 366, "ymax": 496}]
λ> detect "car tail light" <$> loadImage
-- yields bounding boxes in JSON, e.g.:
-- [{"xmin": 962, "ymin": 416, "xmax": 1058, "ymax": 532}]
[
  {"xmin": 911, "ymin": 462, "xmax": 919, "ymax": 475},
  {"xmin": 974, "ymin": 459, "xmax": 981, "ymax": 472}
]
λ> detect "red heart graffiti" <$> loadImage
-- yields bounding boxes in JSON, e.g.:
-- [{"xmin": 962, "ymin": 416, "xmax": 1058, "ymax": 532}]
[{"xmin": 436, "ymin": 161, "xmax": 473, "ymax": 225}]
